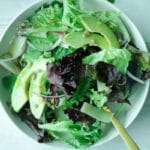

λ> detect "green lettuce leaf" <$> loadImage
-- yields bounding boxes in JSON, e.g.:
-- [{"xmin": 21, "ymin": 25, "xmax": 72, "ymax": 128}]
[
  {"xmin": 136, "ymin": 52, "xmax": 150, "ymax": 71},
  {"xmin": 27, "ymin": 33, "xmax": 59, "ymax": 52},
  {"xmin": 28, "ymin": 2, "xmax": 63, "ymax": 28},
  {"xmin": 39, "ymin": 120, "xmax": 102, "ymax": 148},
  {"xmin": 88, "ymin": 89, "xmax": 107, "ymax": 108},
  {"xmin": 26, "ymin": 46, "xmax": 43, "ymax": 60},
  {"xmin": 83, "ymin": 48, "xmax": 131, "ymax": 74},
  {"xmin": 62, "ymin": 0, "xmax": 92, "ymax": 31}
]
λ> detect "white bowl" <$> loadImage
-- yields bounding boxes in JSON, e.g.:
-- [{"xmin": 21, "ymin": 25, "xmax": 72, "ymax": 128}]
[{"xmin": 0, "ymin": 0, "xmax": 149, "ymax": 149}]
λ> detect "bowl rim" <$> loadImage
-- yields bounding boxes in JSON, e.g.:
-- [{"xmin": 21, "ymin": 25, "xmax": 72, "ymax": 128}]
[{"xmin": 0, "ymin": 0, "xmax": 149, "ymax": 149}]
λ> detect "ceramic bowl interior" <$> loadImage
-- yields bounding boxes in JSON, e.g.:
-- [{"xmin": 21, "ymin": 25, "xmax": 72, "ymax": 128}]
[{"xmin": 0, "ymin": 0, "xmax": 149, "ymax": 149}]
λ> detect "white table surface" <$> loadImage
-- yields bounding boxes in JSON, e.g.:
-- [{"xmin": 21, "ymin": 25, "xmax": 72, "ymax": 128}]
[{"xmin": 0, "ymin": 0, "xmax": 150, "ymax": 150}]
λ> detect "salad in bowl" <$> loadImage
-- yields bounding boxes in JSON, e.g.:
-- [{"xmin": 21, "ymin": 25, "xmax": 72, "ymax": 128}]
[{"xmin": 0, "ymin": 0, "xmax": 150, "ymax": 149}]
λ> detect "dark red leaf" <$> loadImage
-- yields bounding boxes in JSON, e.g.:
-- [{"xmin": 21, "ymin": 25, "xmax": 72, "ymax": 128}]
[
  {"xmin": 64, "ymin": 108, "xmax": 93, "ymax": 122},
  {"xmin": 96, "ymin": 62, "xmax": 126, "ymax": 85}
]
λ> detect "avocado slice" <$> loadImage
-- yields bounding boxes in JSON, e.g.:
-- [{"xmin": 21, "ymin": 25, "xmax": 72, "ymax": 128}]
[
  {"xmin": 0, "ymin": 61, "xmax": 21, "ymax": 75},
  {"xmin": 11, "ymin": 59, "xmax": 48, "ymax": 112},
  {"xmin": 11, "ymin": 63, "xmax": 32, "ymax": 112},
  {"xmin": 0, "ymin": 36, "xmax": 26, "ymax": 61},
  {"xmin": 64, "ymin": 31, "xmax": 110, "ymax": 49},
  {"xmin": 29, "ymin": 71, "xmax": 46, "ymax": 119},
  {"xmin": 79, "ymin": 15, "xmax": 120, "ymax": 48}
]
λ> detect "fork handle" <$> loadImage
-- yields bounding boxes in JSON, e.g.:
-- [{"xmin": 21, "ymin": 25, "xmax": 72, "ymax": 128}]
[{"xmin": 112, "ymin": 115, "xmax": 140, "ymax": 150}]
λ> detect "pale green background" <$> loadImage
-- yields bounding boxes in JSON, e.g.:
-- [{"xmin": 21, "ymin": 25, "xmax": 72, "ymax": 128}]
[{"xmin": 0, "ymin": 0, "xmax": 150, "ymax": 150}]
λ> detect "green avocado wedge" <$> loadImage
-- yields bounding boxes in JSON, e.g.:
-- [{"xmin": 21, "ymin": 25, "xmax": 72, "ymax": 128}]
[
  {"xmin": 29, "ymin": 71, "xmax": 46, "ymax": 119},
  {"xmin": 64, "ymin": 31, "xmax": 110, "ymax": 49},
  {"xmin": 79, "ymin": 15, "xmax": 120, "ymax": 48},
  {"xmin": 11, "ymin": 58, "xmax": 48, "ymax": 112},
  {"xmin": 0, "ymin": 36, "xmax": 26, "ymax": 61},
  {"xmin": 11, "ymin": 62, "xmax": 32, "ymax": 112}
]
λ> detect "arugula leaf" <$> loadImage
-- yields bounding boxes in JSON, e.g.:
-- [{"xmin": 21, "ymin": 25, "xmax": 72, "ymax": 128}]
[
  {"xmin": 68, "ymin": 77, "xmax": 91, "ymax": 107},
  {"xmin": 62, "ymin": 0, "xmax": 92, "ymax": 31},
  {"xmin": 2, "ymin": 75, "xmax": 17, "ymax": 92},
  {"xmin": 83, "ymin": 48, "xmax": 131, "ymax": 74},
  {"xmin": 52, "ymin": 46, "xmax": 76, "ymax": 60},
  {"xmin": 62, "ymin": 0, "xmax": 82, "ymax": 30}
]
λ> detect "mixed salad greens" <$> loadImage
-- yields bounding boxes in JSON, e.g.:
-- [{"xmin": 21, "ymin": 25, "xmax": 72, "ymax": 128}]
[{"xmin": 1, "ymin": 0, "xmax": 150, "ymax": 149}]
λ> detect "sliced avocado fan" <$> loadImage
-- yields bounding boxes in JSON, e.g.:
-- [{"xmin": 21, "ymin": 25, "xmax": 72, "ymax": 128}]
[{"xmin": 11, "ymin": 58, "xmax": 48, "ymax": 113}]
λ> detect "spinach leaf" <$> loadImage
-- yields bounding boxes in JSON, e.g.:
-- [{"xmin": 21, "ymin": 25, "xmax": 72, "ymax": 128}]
[
  {"xmin": 107, "ymin": 0, "xmax": 115, "ymax": 3},
  {"xmin": 2, "ymin": 75, "xmax": 17, "ymax": 92}
]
